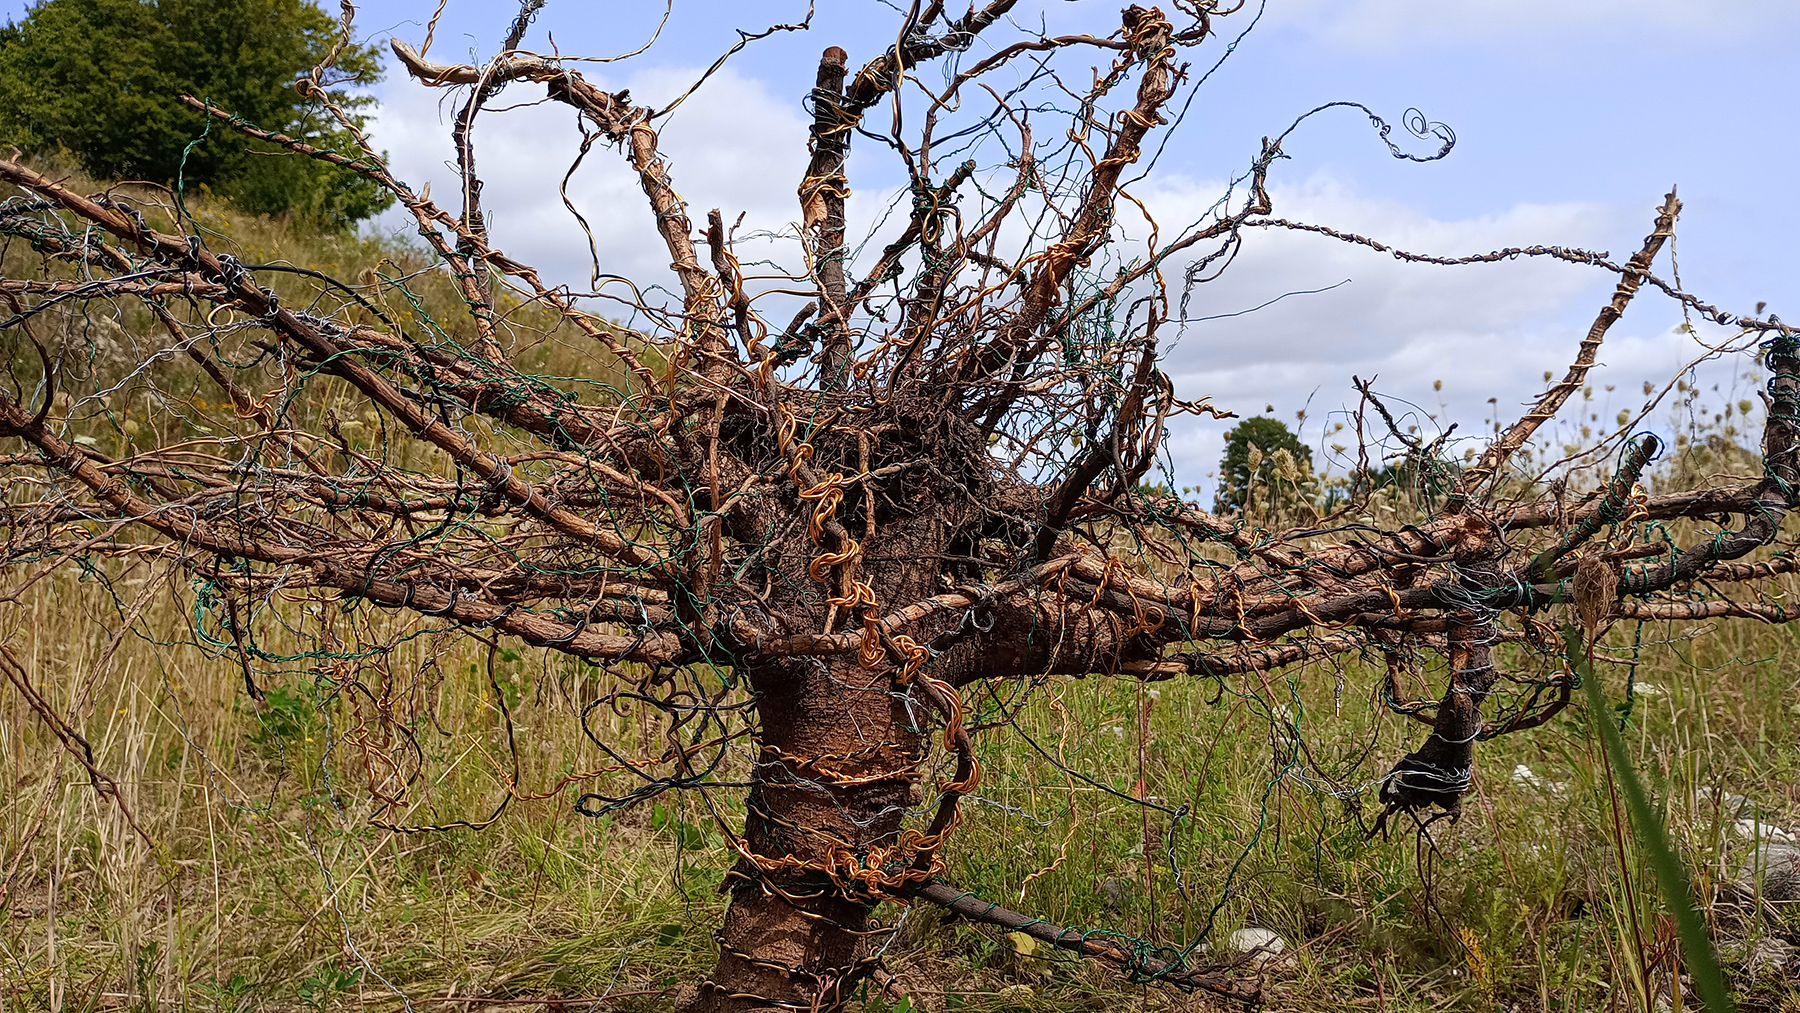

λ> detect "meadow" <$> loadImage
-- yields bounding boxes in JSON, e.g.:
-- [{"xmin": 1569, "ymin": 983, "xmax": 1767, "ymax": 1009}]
[
  {"xmin": 6, "ymin": 559, "xmax": 1800, "ymax": 1012},
  {"xmin": 3, "ymin": 180, "xmax": 1799, "ymax": 1013}
]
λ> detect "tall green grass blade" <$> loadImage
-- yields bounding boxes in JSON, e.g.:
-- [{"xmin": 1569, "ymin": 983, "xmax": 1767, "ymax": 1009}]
[{"xmin": 1566, "ymin": 625, "xmax": 1734, "ymax": 1013}]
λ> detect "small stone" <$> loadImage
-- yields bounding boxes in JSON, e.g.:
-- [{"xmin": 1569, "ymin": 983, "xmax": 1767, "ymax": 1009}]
[
  {"xmin": 1652, "ymin": 973, "xmax": 1693, "ymax": 1013},
  {"xmin": 1735, "ymin": 842, "xmax": 1800, "ymax": 901},
  {"xmin": 1225, "ymin": 927, "xmax": 1287, "ymax": 968},
  {"xmin": 1731, "ymin": 818, "xmax": 1796, "ymax": 844},
  {"xmin": 1745, "ymin": 938, "xmax": 1798, "ymax": 977},
  {"xmin": 1721, "ymin": 937, "xmax": 1798, "ymax": 978},
  {"xmin": 1697, "ymin": 786, "xmax": 1753, "ymax": 816},
  {"xmin": 1510, "ymin": 764, "xmax": 1568, "ymax": 797},
  {"xmin": 1099, "ymin": 876, "xmax": 1135, "ymax": 912}
]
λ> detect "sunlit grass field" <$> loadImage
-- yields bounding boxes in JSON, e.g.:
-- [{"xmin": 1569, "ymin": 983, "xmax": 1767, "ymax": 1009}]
[{"xmin": 4, "ymin": 549, "xmax": 1799, "ymax": 1012}]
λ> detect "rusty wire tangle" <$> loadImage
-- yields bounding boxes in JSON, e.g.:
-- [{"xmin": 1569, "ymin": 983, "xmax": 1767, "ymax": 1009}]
[{"xmin": 3, "ymin": 1, "xmax": 1799, "ymax": 1010}]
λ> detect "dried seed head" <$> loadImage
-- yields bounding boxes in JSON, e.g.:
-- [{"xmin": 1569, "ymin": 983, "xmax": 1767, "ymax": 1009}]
[
  {"xmin": 1271, "ymin": 447, "xmax": 1299, "ymax": 483},
  {"xmin": 1573, "ymin": 554, "xmax": 1617, "ymax": 634}
]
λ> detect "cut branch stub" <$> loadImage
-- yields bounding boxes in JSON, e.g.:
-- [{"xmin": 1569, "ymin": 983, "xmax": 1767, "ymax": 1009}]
[{"xmin": 803, "ymin": 46, "xmax": 853, "ymax": 388}]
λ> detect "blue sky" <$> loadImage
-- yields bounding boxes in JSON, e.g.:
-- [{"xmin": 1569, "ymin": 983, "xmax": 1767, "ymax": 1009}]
[{"xmin": 7, "ymin": 0, "xmax": 1795, "ymax": 494}]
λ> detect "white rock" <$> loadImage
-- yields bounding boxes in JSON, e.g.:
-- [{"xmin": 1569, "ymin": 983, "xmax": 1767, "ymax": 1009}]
[
  {"xmin": 1744, "ymin": 938, "xmax": 1798, "ymax": 977},
  {"xmin": 1735, "ymin": 842, "xmax": 1800, "ymax": 902},
  {"xmin": 1697, "ymin": 786, "xmax": 1753, "ymax": 815},
  {"xmin": 1731, "ymin": 819, "xmax": 1797, "ymax": 845},
  {"xmin": 1510, "ymin": 763, "xmax": 1568, "ymax": 797},
  {"xmin": 1720, "ymin": 937, "xmax": 1799, "ymax": 977},
  {"xmin": 1225, "ymin": 927, "xmax": 1287, "ymax": 968}
]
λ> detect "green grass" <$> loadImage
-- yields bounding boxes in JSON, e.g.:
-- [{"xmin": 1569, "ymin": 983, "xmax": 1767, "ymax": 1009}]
[{"xmin": 4, "ymin": 561, "xmax": 1800, "ymax": 1012}]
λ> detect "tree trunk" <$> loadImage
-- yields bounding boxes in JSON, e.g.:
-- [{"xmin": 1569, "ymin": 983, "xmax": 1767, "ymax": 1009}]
[{"xmin": 692, "ymin": 655, "xmax": 925, "ymax": 1012}]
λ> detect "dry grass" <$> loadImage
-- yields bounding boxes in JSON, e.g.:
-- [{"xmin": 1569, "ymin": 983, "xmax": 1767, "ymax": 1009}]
[
  {"xmin": 4, "ymin": 172, "xmax": 1800, "ymax": 1013},
  {"xmin": 4, "ymin": 556, "xmax": 1800, "ymax": 1012}
]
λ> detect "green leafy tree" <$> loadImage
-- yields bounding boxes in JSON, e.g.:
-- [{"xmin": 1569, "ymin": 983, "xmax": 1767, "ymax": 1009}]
[
  {"xmin": 1367, "ymin": 451, "xmax": 1458, "ymax": 496},
  {"xmin": 0, "ymin": 0, "xmax": 389, "ymax": 227},
  {"xmin": 1215, "ymin": 415, "xmax": 1313, "ymax": 513}
]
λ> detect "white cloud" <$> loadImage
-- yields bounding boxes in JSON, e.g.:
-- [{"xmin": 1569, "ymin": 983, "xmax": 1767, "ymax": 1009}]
[
  {"xmin": 1259, "ymin": 0, "xmax": 1798, "ymax": 51},
  {"xmin": 1134, "ymin": 173, "xmax": 1756, "ymax": 492},
  {"xmin": 369, "ymin": 64, "xmax": 811, "ymax": 304}
]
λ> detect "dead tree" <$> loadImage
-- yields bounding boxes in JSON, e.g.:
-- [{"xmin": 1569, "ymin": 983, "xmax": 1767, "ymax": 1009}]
[{"xmin": 3, "ymin": 3, "xmax": 1798, "ymax": 1009}]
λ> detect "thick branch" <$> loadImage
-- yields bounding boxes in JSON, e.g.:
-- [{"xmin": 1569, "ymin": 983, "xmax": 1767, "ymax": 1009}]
[{"xmin": 1455, "ymin": 190, "xmax": 1680, "ymax": 503}]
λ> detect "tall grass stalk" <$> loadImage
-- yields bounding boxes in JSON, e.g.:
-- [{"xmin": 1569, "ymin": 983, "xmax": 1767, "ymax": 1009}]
[{"xmin": 1569, "ymin": 625, "xmax": 1734, "ymax": 1013}]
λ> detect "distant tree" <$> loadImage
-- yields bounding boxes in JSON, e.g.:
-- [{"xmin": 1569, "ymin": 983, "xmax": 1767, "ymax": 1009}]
[
  {"xmin": 1364, "ymin": 450, "xmax": 1459, "ymax": 499},
  {"xmin": 0, "ymin": 0, "xmax": 389, "ymax": 226},
  {"xmin": 1215, "ymin": 415, "xmax": 1313, "ymax": 513}
]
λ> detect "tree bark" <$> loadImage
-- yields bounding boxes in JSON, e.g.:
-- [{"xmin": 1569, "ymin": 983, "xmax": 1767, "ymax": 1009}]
[
  {"xmin": 804, "ymin": 47, "xmax": 853, "ymax": 389},
  {"xmin": 694, "ymin": 654, "xmax": 925, "ymax": 1012}
]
